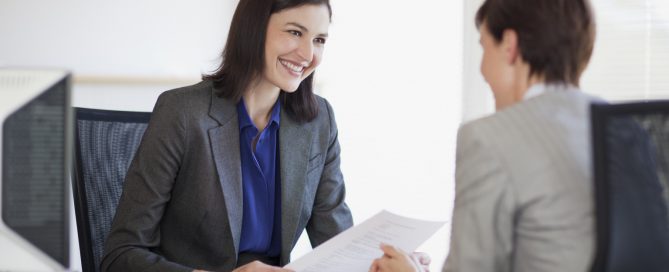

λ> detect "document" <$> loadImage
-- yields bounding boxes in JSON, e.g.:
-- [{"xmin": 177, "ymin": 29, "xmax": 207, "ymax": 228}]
[{"xmin": 284, "ymin": 210, "xmax": 446, "ymax": 272}]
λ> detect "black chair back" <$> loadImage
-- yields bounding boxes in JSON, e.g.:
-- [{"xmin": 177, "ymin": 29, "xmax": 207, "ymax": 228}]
[
  {"xmin": 72, "ymin": 107, "xmax": 151, "ymax": 272},
  {"xmin": 591, "ymin": 101, "xmax": 669, "ymax": 272}
]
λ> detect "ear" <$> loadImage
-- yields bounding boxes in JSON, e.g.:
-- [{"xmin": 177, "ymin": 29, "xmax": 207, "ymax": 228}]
[{"xmin": 501, "ymin": 29, "xmax": 520, "ymax": 65}]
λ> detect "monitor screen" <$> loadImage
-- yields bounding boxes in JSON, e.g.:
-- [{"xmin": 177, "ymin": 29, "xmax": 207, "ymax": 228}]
[{"xmin": 0, "ymin": 69, "xmax": 71, "ymax": 269}]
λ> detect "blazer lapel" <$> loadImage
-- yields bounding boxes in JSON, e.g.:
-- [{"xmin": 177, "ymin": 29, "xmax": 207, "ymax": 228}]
[
  {"xmin": 207, "ymin": 89, "xmax": 244, "ymax": 256},
  {"xmin": 279, "ymin": 110, "xmax": 313, "ymax": 262}
]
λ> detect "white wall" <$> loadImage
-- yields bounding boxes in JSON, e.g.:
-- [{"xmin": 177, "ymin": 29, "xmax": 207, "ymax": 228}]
[
  {"xmin": 304, "ymin": 1, "xmax": 463, "ymax": 270},
  {"xmin": 0, "ymin": 0, "xmax": 234, "ymax": 79},
  {"xmin": 461, "ymin": 0, "xmax": 491, "ymax": 122}
]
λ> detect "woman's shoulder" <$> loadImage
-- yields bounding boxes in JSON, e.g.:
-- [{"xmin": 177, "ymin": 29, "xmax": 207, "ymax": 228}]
[
  {"xmin": 307, "ymin": 95, "xmax": 339, "ymax": 136},
  {"xmin": 313, "ymin": 94, "xmax": 335, "ymax": 118}
]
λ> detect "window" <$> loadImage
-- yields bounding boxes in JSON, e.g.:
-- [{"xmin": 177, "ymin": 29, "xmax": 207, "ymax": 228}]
[{"xmin": 582, "ymin": 0, "xmax": 669, "ymax": 101}]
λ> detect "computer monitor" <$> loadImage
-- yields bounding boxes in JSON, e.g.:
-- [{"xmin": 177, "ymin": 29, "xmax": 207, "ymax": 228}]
[{"xmin": 0, "ymin": 68, "xmax": 72, "ymax": 271}]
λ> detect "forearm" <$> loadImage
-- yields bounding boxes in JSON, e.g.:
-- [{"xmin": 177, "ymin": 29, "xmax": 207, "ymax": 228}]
[
  {"xmin": 306, "ymin": 133, "xmax": 353, "ymax": 245},
  {"xmin": 101, "ymin": 247, "xmax": 192, "ymax": 272},
  {"xmin": 306, "ymin": 99, "xmax": 353, "ymax": 246},
  {"xmin": 102, "ymin": 91, "xmax": 190, "ymax": 272}
]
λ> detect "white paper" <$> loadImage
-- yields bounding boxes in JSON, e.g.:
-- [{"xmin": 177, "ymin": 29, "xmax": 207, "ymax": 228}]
[{"xmin": 284, "ymin": 210, "xmax": 446, "ymax": 272}]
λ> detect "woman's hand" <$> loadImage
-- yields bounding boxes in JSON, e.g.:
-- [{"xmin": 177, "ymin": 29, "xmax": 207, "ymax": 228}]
[
  {"xmin": 232, "ymin": 261, "xmax": 294, "ymax": 272},
  {"xmin": 369, "ymin": 244, "xmax": 427, "ymax": 272},
  {"xmin": 410, "ymin": 251, "xmax": 431, "ymax": 272}
]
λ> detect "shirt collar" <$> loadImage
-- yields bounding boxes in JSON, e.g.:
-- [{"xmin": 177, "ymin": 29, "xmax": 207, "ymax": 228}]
[
  {"xmin": 268, "ymin": 99, "xmax": 281, "ymax": 127},
  {"xmin": 522, "ymin": 82, "xmax": 579, "ymax": 101},
  {"xmin": 523, "ymin": 83, "xmax": 547, "ymax": 100},
  {"xmin": 237, "ymin": 98, "xmax": 281, "ymax": 130}
]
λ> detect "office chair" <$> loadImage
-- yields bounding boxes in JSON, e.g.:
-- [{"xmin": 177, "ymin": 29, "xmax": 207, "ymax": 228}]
[
  {"xmin": 590, "ymin": 101, "xmax": 669, "ymax": 272},
  {"xmin": 72, "ymin": 107, "xmax": 151, "ymax": 272}
]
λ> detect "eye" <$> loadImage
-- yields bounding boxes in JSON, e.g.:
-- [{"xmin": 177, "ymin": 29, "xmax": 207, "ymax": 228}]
[
  {"xmin": 314, "ymin": 37, "xmax": 326, "ymax": 44},
  {"xmin": 287, "ymin": 30, "xmax": 302, "ymax": 37}
]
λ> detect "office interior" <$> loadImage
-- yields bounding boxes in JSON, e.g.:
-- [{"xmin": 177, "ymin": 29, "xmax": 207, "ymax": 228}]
[{"xmin": 1, "ymin": 0, "xmax": 668, "ymax": 271}]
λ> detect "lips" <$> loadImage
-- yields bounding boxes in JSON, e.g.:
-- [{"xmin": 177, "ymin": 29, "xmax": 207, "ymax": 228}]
[{"xmin": 279, "ymin": 59, "xmax": 306, "ymax": 76}]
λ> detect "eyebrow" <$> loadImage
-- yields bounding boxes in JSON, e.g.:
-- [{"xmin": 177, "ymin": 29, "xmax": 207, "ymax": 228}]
[{"xmin": 286, "ymin": 22, "xmax": 329, "ymax": 38}]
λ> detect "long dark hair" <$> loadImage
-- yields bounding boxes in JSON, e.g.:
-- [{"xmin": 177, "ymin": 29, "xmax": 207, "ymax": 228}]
[{"xmin": 203, "ymin": 0, "xmax": 332, "ymax": 123}]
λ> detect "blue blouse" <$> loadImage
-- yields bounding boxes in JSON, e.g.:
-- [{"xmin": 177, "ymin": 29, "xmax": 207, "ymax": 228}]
[{"xmin": 236, "ymin": 99, "xmax": 282, "ymax": 257}]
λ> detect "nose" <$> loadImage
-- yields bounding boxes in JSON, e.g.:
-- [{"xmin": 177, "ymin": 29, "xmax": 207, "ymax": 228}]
[{"xmin": 296, "ymin": 39, "xmax": 314, "ymax": 65}]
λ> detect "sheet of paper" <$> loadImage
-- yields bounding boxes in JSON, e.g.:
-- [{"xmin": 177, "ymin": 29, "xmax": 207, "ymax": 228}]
[{"xmin": 284, "ymin": 210, "xmax": 446, "ymax": 272}]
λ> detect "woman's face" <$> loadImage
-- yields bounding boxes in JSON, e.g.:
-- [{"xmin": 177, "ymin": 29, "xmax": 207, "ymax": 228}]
[{"xmin": 262, "ymin": 4, "xmax": 330, "ymax": 93}]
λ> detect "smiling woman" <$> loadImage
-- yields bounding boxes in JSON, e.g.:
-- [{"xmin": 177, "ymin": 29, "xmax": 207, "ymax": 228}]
[
  {"xmin": 101, "ymin": 0, "xmax": 353, "ymax": 272},
  {"xmin": 203, "ymin": 0, "xmax": 333, "ymax": 123}
]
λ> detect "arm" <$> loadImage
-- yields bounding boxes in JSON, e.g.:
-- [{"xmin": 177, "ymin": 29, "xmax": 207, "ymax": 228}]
[
  {"xmin": 101, "ymin": 91, "xmax": 192, "ymax": 272},
  {"xmin": 306, "ymin": 99, "xmax": 354, "ymax": 247},
  {"xmin": 442, "ymin": 124, "xmax": 515, "ymax": 272}
]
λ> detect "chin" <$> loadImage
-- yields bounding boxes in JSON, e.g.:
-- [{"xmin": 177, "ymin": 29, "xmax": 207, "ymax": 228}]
[
  {"xmin": 279, "ymin": 85, "xmax": 299, "ymax": 93},
  {"xmin": 278, "ymin": 80, "xmax": 302, "ymax": 93},
  {"xmin": 272, "ymin": 71, "xmax": 312, "ymax": 93}
]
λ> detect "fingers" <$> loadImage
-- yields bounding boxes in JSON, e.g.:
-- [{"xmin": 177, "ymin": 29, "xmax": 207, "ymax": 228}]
[
  {"xmin": 412, "ymin": 252, "xmax": 431, "ymax": 265},
  {"xmin": 369, "ymin": 259, "xmax": 380, "ymax": 272},
  {"xmin": 379, "ymin": 243, "xmax": 403, "ymax": 258},
  {"xmin": 370, "ymin": 257, "xmax": 392, "ymax": 272}
]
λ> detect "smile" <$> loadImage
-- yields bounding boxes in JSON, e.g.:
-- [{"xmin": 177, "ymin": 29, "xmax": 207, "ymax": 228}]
[{"xmin": 279, "ymin": 59, "xmax": 306, "ymax": 75}]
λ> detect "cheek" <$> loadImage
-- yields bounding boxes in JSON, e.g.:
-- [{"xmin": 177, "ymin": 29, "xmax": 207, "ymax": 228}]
[
  {"xmin": 267, "ymin": 36, "xmax": 295, "ymax": 60},
  {"xmin": 304, "ymin": 48, "xmax": 324, "ymax": 75},
  {"xmin": 311, "ymin": 49, "xmax": 323, "ymax": 67},
  {"xmin": 480, "ymin": 53, "xmax": 492, "ymax": 82},
  {"xmin": 480, "ymin": 57, "xmax": 506, "ymax": 94},
  {"xmin": 479, "ymin": 57, "xmax": 486, "ymax": 78},
  {"xmin": 264, "ymin": 41, "xmax": 277, "ymax": 68}
]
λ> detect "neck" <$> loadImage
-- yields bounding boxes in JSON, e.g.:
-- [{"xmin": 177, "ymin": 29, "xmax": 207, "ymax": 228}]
[
  {"xmin": 513, "ymin": 74, "xmax": 544, "ymax": 101},
  {"xmin": 243, "ymin": 79, "xmax": 281, "ymax": 131},
  {"xmin": 494, "ymin": 74, "xmax": 545, "ymax": 111}
]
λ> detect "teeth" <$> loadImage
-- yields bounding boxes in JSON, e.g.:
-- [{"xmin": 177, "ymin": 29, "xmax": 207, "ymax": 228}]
[{"xmin": 280, "ymin": 59, "xmax": 305, "ymax": 73}]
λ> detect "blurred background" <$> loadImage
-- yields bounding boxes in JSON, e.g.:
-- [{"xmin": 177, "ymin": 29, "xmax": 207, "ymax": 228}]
[{"xmin": 1, "ymin": 0, "xmax": 668, "ymax": 270}]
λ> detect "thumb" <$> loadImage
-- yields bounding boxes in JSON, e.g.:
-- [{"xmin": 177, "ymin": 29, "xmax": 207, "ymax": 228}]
[{"xmin": 380, "ymin": 243, "xmax": 402, "ymax": 258}]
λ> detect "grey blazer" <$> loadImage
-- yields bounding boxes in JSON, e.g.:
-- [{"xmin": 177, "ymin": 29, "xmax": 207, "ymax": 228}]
[
  {"xmin": 101, "ymin": 81, "xmax": 353, "ymax": 272},
  {"xmin": 444, "ymin": 86, "xmax": 597, "ymax": 272}
]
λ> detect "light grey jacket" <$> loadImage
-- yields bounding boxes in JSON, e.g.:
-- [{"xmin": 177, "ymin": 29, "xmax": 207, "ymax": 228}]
[
  {"xmin": 444, "ymin": 86, "xmax": 597, "ymax": 272},
  {"xmin": 101, "ymin": 81, "xmax": 353, "ymax": 272}
]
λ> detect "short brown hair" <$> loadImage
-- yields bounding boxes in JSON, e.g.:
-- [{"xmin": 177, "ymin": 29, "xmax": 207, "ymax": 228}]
[{"xmin": 476, "ymin": 0, "xmax": 596, "ymax": 86}]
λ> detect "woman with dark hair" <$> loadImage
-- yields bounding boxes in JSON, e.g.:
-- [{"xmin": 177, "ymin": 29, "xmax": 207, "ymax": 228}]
[
  {"xmin": 370, "ymin": 0, "xmax": 597, "ymax": 271},
  {"xmin": 101, "ymin": 1, "xmax": 353, "ymax": 271}
]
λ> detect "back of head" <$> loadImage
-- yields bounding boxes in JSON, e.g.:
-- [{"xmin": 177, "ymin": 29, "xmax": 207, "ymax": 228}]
[{"xmin": 476, "ymin": 0, "xmax": 596, "ymax": 86}]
